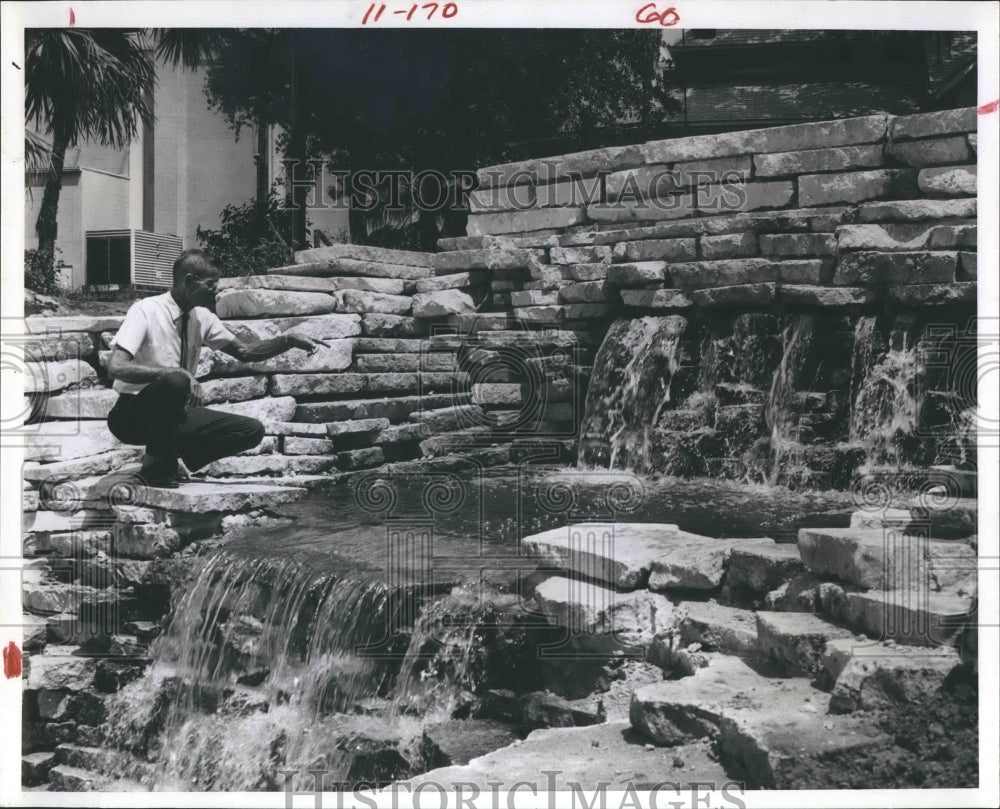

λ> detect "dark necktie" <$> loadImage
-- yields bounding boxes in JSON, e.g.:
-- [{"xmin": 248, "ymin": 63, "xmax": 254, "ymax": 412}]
[{"xmin": 179, "ymin": 311, "xmax": 190, "ymax": 372}]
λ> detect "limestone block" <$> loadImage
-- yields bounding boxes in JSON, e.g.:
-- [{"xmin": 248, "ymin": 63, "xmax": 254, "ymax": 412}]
[
  {"xmin": 466, "ymin": 208, "xmax": 587, "ymax": 237},
  {"xmin": 697, "ymin": 180, "xmax": 795, "ymax": 214},
  {"xmin": 200, "ymin": 375, "xmax": 268, "ymax": 405},
  {"xmin": 587, "ymin": 195, "xmax": 695, "ymax": 225},
  {"xmin": 778, "ymin": 285, "xmax": 876, "ymax": 307},
  {"xmin": 26, "ymin": 421, "xmax": 122, "ymax": 463},
  {"xmin": 776, "ymin": 259, "xmax": 831, "ymax": 284},
  {"xmin": 611, "ymin": 238, "xmax": 696, "ymax": 263},
  {"xmin": 800, "ymin": 168, "xmax": 920, "ymax": 207},
  {"xmin": 277, "ymin": 258, "xmax": 432, "ymax": 280},
  {"xmin": 856, "ymin": 198, "xmax": 976, "ymax": 222},
  {"xmin": 477, "ymin": 144, "xmax": 643, "ymax": 188},
  {"xmin": 886, "ymin": 136, "xmax": 972, "ymax": 167},
  {"xmin": 754, "ymin": 144, "xmax": 884, "ymax": 177},
  {"xmin": 958, "ymin": 251, "xmax": 976, "ymax": 281},
  {"xmin": 550, "ymin": 246, "xmax": 611, "ymax": 265},
  {"xmin": 559, "ymin": 281, "xmax": 610, "ymax": 303},
  {"xmin": 333, "ymin": 289, "xmax": 412, "ymax": 315},
  {"xmin": 211, "ymin": 396, "xmax": 297, "ymax": 422},
  {"xmin": 23, "ymin": 449, "xmax": 142, "ymax": 484},
  {"xmin": 38, "ymin": 389, "xmax": 118, "ymax": 420},
  {"xmin": 295, "ymin": 243, "xmax": 434, "ymax": 268},
  {"xmin": 917, "ymin": 166, "xmax": 976, "ymax": 197},
  {"xmin": 468, "ymin": 183, "xmax": 536, "ymax": 212},
  {"xmin": 606, "ymin": 261, "xmax": 667, "ymax": 286},
  {"xmin": 727, "ymin": 542, "xmax": 806, "ymax": 597},
  {"xmin": 833, "ymin": 250, "xmax": 956, "ymax": 286},
  {"xmin": 510, "ymin": 289, "xmax": 560, "ymax": 307},
  {"xmin": 23, "ymin": 333, "xmax": 96, "ymax": 361},
  {"xmin": 225, "ymin": 313, "xmax": 361, "ymax": 341},
  {"xmin": 27, "ymin": 647, "xmax": 96, "ymax": 691},
  {"xmin": 691, "ymin": 283, "xmax": 777, "ymax": 307},
  {"xmin": 760, "ymin": 233, "xmax": 836, "ymax": 257},
  {"xmin": 890, "ymin": 108, "xmax": 976, "ymax": 140},
  {"xmin": 676, "ymin": 601, "xmax": 758, "ymax": 654},
  {"xmin": 26, "ymin": 315, "xmax": 125, "ymax": 334},
  {"xmin": 668, "ymin": 258, "xmax": 778, "ymax": 290},
  {"xmin": 411, "ymin": 290, "xmax": 476, "ymax": 318},
  {"xmin": 756, "ymin": 611, "xmax": 855, "ymax": 676},
  {"xmin": 361, "ymin": 314, "xmax": 426, "ymax": 337},
  {"xmin": 837, "ymin": 223, "xmax": 976, "ymax": 252},
  {"xmin": 215, "ymin": 289, "xmax": 336, "ymax": 318},
  {"xmin": 535, "ymin": 175, "xmax": 604, "ymax": 208},
  {"xmin": 23, "ymin": 360, "xmax": 98, "ymax": 395},
  {"xmin": 700, "ymin": 233, "xmax": 757, "ymax": 260},
  {"xmin": 415, "ymin": 273, "xmax": 474, "ymax": 293},
  {"xmin": 887, "ymin": 283, "xmax": 975, "ymax": 306},
  {"xmin": 620, "ymin": 289, "xmax": 694, "ymax": 309}
]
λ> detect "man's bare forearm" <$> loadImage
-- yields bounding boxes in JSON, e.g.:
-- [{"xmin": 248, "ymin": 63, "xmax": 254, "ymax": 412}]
[
  {"xmin": 110, "ymin": 360, "xmax": 189, "ymax": 384},
  {"xmin": 229, "ymin": 335, "xmax": 294, "ymax": 362}
]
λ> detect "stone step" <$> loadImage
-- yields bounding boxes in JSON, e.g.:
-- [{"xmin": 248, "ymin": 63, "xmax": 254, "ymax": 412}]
[
  {"xmin": 521, "ymin": 522, "xmax": 779, "ymax": 592},
  {"xmin": 820, "ymin": 638, "xmax": 963, "ymax": 712},
  {"xmin": 797, "ymin": 527, "xmax": 976, "ymax": 592},
  {"xmin": 906, "ymin": 493, "xmax": 977, "ymax": 539},
  {"xmin": 725, "ymin": 542, "xmax": 806, "ymax": 601},
  {"xmin": 22, "ymin": 752, "xmax": 57, "ymax": 786},
  {"xmin": 80, "ymin": 476, "xmax": 308, "ymax": 513},
  {"xmin": 629, "ymin": 655, "xmax": 890, "ymax": 788},
  {"xmin": 56, "ymin": 743, "xmax": 154, "ymax": 783},
  {"xmin": 675, "ymin": 601, "xmax": 758, "ymax": 655},
  {"xmin": 755, "ymin": 611, "xmax": 857, "ymax": 677},
  {"xmin": 409, "ymin": 404, "xmax": 484, "ymax": 430},
  {"xmin": 404, "ymin": 721, "xmax": 732, "ymax": 790},
  {"xmin": 48, "ymin": 764, "xmax": 105, "ymax": 791},
  {"xmin": 294, "ymin": 243, "xmax": 435, "ymax": 269},
  {"xmin": 420, "ymin": 720, "xmax": 519, "ymax": 769},
  {"xmin": 295, "ymin": 392, "xmax": 467, "ymax": 423},
  {"xmin": 532, "ymin": 576, "xmax": 675, "ymax": 652},
  {"xmin": 818, "ymin": 582, "xmax": 973, "ymax": 647}
]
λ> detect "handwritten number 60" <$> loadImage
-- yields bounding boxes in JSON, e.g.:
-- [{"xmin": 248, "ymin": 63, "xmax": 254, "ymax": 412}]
[{"xmin": 635, "ymin": 3, "xmax": 680, "ymax": 26}]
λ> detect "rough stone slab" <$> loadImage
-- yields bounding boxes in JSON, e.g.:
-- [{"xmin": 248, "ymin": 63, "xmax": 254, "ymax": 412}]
[
  {"xmin": 23, "ymin": 509, "xmax": 109, "ymax": 534},
  {"xmin": 513, "ymin": 305, "xmax": 566, "ymax": 324},
  {"xmin": 886, "ymin": 135, "xmax": 972, "ymax": 167},
  {"xmin": 199, "ymin": 375, "xmax": 268, "ymax": 405},
  {"xmin": 856, "ymin": 197, "xmax": 976, "ymax": 222},
  {"xmin": 48, "ymin": 765, "xmax": 104, "ymax": 791},
  {"xmin": 967, "ymin": 133, "xmax": 977, "ymax": 154},
  {"xmin": 691, "ymin": 283, "xmax": 777, "ymax": 307},
  {"xmin": 23, "ymin": 449, "xmax": 142, "ymax": 484},
  {"xmin": 849, "ymin": 508, "xmax": 914, "ymax": 530},
  {"xmin": 668, "ymin": 258, "xmax": 777, "ymax": 290},
  {"xmin": 606, "ymin": 261, "xmax": 667, "ymax": 286},
  {"xmin": 587, "ymin": 195, "xmax": 696, "ymax": 225},
  {"xmin": 698, "ymin": 180, "xmax": 795, "ymax": 214},
  {"xmin": 822, "ymin": 638, "xmax": 962, "ymax": 712},
  {"xmin": 779, "ymin": 285, "xmax": 877, "ymax": 307},
  {"xmin": 411, "ymin": 289, "xmax": 476, "ymax": 318},
  {"xmin": 277, "ymin": 257, "xmax": 433, "ymax": 280},
  {"xmin": 96, "ymin": 478, "xmax": 306, "ymax": 512},
  {"xmin": 294, "ymin": 243, "xmax": 434, "ymax": 268},
  {"xmin": 333, "ymin": 289, "xmax": 412, "ymax": 316},
  {"xmin": 202, "ymin": 455, "xmax": 336, "ymax": 477},
  {"xmin": 211, "ymin": 396, "xmax": 297, "ymax": 423},
  {"xmin": 958, "ymin": 251, "xmax": 977, "ymax": 281},
  {"xmin": 676, "ymin": 601, "xmax": 758, "ymax": 654},
  {"xmin": 890, "ymin": 107, "xmax": 977, "ymax": 140},
  {"xmin": 754, "ymin": 144, "xmax": 884, "ymax": 177},
  {"xmin": 466, "ymin": 207, "xmax": 587, "ymax": 236},
  {"xmin": 797, "ymin": 527, "xmax": 976, "ymax": 592},
  {"xmin": 421, "ymin": 720, "xmax": 519, "ymax": 769},
  {"xmin": 409, "ymin": 403, "xmax": 483, "ymax": 431},
  {"xmin": 215, "ymin": 289, "xmax": 336, "ymax": 319},
  {"xmin": 700, "ymin": 232, "xmax": 757, "ymax": 259},
  {"xmin": 376, "ymin": 423, "xmax": 427, "ymax": 444},
  {"xmin": 23, "ymin": 359, "xmax": 98, "ymax": 395},
  {"xmin": 334, "ymin": 446, "xmax": 384, "ymax": 471},
  {"xmin": 760, "ymin": 233, "xmax": 836, "ymax": 257},
  {"xmin": 39, "ymin": 388, "xmax": 118, "ymax": 420},
  {"xmin": 756, "ymin": 611, "xmax": 856, "ymax": 676},
  {"xmin": 611, "ymin": 238, "xmax": 696, "ymax": 263},
  {"xmin": 405, "ymin": 721, "xmax": 730, "ymax": 790},
  {"xmin": 26, "ymin": 646, "xmax": 97, "ymax": 690},
  {"xmin": 471, "ymin": 382, "xmax": 521, "ymax": 406},
  {"xmin": 917, "ymin": 165, "xmax": 976, "ymax": 197},
  {"xmin": 296, "ymin": 393, "xmax": 462, "ymax": 423},
  {"xmin": 888, "ymin": 282, "xmax": 976, "ymax": 306},
  {"xmin": 262, "ymin": 421, "xmax": 330, "ymax": 437},
  {"xmin": 833, "ymin": 250, "xmax": 957, "ymax": 286},
  {"xmin": 25, "ymin": 421, "xmax": 122, "ymax": 463},
  {"xmin": 521, "ymin": 522, "xmax": 681, "ymax": 589},
  {"xmin": 414, "ymin": 272, "xmax": 473, "ymax": 293},
  {"xmin": 326, "ymin": 417, "xmax": 390, "ymax": 437},
  {"xmin": 23, "ymin": 333, "xmax": 97, "ymax": 361},
  {"xmin": 533, "ymin": 576, "xmax": 676, "ymax": 650},
  {"xmin": 360, "ymin": 314, "xmax": 426, "ymax": 337},
  {"xmin": 837, "ymin": 223, "xmax": 976, "ymax": 252},
  {"xmin": 776, "ymin": 259, "xmax": 831, "ymax": 284},
  {"xmin": 468, "ymin": 184, "xmax": 537, "ymax": 213},
  {"xmin": 354, "ymin": 353, "xmax": 455, "ymax": 373},
  {"xmin": 510, "ymin": 289, "xmax": 560, "ymax": 307},
  {"xmin": 271, "ymin": 371, "xmax": 457, "ymax": 397},
  {"xmin": 727, "ymin": 542, "xmax": 806, "ymax": 597},
  {"xmin": 798, "ymin": 169, "xmax": 918, "ymax": 206},
  {"xmin": 630, "ymin": 654, "xmax": 819, "ymax": 746},
  {"xmin": 282, "ymin": 436, "xmax": 335, "ymax": 455},
  {"xmin": 559, "ymin": 281, "xmax": 610, "ymax": 303},
  {"xmin": 620, "ymin": 289, "xmax": 694, "ymax": 309},
  {"xmin": 906, "ymin": 493, "xmax": 977, "ymax": 539},
  {"xmin": 641, "ymin": 115, "xmax": 888, "ymax": 163},
  {"xmin": 26, "ymin": 315, "xmax": 125, "ymax": 334},
  {"xmin": 221, "ymin": 273, "xmax": 407, "ymax": 295},
  {"xmin": 477, "ymin": 144, "xmax": 644, "ymax": 188},
  {"xmin": 22, "ymin": 751, "xmax": 57, "ymax": 786},
  {"xmin": 224, "ymin": 313, "xmax": 362, "ymax": 342},
  {"xmin": 717, "ymin": 706, "xmax": 890, "ymax": 789},
  {"xmin": 550, "ymin": 246, "xmax": 611, "ymax": 265},
  {"xmin": 674, "ymin": 155, "xmax": 753, "ymax": 186},
  {"xmin": 649, "ymin": 537, "xmax": 776, "ymax": 591},
  {"xmin": 355, "ymin": 337, "xmax": 442, "ymax": 354},
  {"xmin": 821, "ymin": 586, "xmax": 974, "ymax": 647},
  {"xmin": 535, "ymin": 176, "xmax": 604, "ymax": 208}
]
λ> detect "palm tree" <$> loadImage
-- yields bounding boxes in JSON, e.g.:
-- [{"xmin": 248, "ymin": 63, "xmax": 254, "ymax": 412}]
[
  {"xmin": 24, "ymin": 29, "xmax": 218, "ymax": 276},
  {"xmin": 25, "ymin": 30, "xmax": 156, "ymax": 269}
]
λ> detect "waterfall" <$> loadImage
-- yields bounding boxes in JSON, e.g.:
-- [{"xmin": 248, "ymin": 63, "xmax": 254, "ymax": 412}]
[
  {"xmin": 577, "ymin": 316, "xmax": 687, "ymax": 472},
  {"xmin": 764, "ymin": 316, "xmax": 815, "ymax": 485},
  {"xmin": 103, "ymin": 552, "xmax": 420, "ymax": 790},
  {"xmin": 849, "ymin": 318, "xmax": 923, "ymax": 471}
]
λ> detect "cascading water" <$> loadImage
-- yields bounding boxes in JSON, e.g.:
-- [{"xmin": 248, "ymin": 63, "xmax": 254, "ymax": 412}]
[
  {"xmin": 103, "ymin": 552, "xmax": 429, "ymax": 790},
  {"xmin": 849, "ymin": 318, "xmax": 923, "ymax": 471},
  {"xmin": 577, "ymin": 316, "xmax": 687, "ymax": 473},
  {"xmin": 764, "ymin": 316, "xmax": 815, "ymax": 485}
]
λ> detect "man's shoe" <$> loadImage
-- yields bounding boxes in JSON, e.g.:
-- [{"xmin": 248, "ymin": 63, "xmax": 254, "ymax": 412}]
[{"xmin": 141, "ymin": 471, "xmax": 180, "ymax": 489}]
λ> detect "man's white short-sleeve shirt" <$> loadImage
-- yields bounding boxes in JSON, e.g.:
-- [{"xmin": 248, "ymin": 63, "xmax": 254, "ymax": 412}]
[{"xmin": 110, "ymin": 292, "xmax": 235, "ymax": 394}]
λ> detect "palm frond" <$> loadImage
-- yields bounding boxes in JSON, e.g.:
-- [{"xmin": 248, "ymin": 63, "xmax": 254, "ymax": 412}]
[{"xmin": 24, "ymin": 128, "xmax": 53, "ymax": 173}]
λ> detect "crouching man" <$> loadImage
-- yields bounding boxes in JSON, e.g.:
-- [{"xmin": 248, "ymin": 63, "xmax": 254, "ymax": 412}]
[{"xmin": 106, "ymin": 248, "xmax": 328, "ymax": 488}]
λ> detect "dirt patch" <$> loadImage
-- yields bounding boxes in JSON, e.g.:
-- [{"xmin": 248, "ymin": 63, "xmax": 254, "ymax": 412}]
[{"xmin": 26, "ymin": 289, "xmax": 145, "ymax": 317}]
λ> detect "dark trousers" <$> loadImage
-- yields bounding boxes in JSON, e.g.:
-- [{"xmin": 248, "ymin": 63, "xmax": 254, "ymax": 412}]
[{"xmin": 107, "ymin": 371, "xmax": 265, "ymax": 472}]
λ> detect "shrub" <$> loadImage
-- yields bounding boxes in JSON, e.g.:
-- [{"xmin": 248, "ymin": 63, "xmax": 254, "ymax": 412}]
[
  {"xmin": 24, "ymin": 247, "xmax": 59, "ymax": 294},
  {"xmin": 196, "ymin": 193, "xmax": 297, "ymax": 278}
]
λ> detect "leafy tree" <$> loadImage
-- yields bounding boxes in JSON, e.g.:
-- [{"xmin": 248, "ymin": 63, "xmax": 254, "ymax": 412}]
[
  {"xmin": 200, "ymin": 29, "xmax": 674, "ymax": 249},
  {"xmin": 195, "ymin": 192, "xmax": 296, "ymax": 278}
]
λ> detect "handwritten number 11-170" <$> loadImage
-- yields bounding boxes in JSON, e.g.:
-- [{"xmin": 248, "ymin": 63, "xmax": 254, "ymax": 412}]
[{"xmin": 362, "ymin": 3, "xmax": 459, "ymax": 23}]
